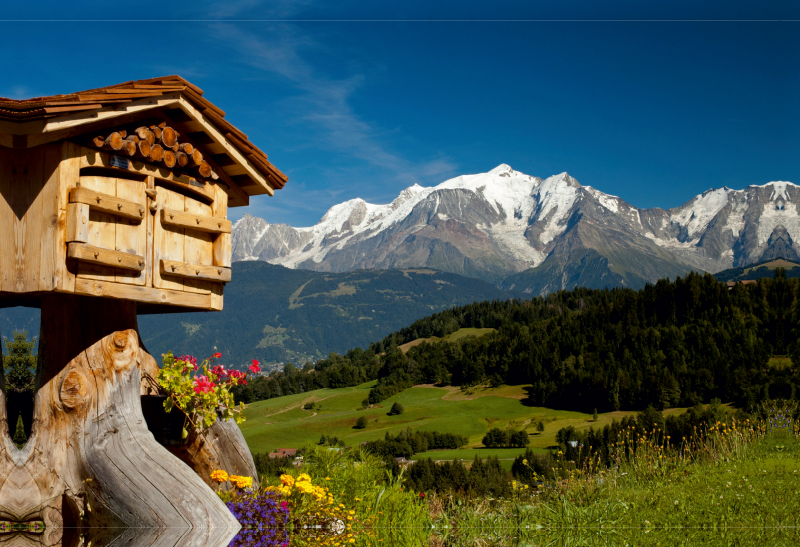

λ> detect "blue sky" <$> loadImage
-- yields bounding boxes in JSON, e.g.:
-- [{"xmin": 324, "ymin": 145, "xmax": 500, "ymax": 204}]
[{"xmin": 2, "ymin": 2, "xmax": 798, "ymax": 225}]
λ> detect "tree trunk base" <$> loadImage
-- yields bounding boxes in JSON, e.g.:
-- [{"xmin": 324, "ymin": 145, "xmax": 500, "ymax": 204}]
[{"xmin": 0, "ymin": 295, "xmax": 239, "ymax": 546}]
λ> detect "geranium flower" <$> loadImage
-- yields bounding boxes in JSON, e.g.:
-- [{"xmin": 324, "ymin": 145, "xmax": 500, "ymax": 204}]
[
  {"xmin": 249, "ymin": 359, "xmax": 262, "ymax": 374},
  {"xmin": 213, "ymin": 352, "xmax": 222, "ymax": 359},
  {"xmin": 228, "ymin": 370, "xmax": 247, "ymax": 385},
  {"xmin": 193, "ymin": 375, "xmax": 216, "ymax": 394},
  {"xmin": 210, "ymin": 364, "xmax": 229, "ymax": 380}
]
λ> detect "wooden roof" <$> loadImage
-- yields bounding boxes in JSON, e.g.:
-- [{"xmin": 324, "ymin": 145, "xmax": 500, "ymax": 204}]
[{"xmin": 0, "ymin": 76, "xmax": 287, "ymax": 204}]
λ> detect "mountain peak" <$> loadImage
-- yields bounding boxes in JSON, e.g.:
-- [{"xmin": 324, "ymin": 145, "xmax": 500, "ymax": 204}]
[{"xmin": 489, "ymin": 164, "xmax": 514, "ymax": 175}]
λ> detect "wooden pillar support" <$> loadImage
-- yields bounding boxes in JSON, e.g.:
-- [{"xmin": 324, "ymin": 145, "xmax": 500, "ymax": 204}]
[{"xmin": 0, "ymin": 295, "xmax": 239, "ymax": 545}]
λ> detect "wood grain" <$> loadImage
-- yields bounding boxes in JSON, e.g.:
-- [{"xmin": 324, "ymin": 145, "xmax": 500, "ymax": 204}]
[
  {"xmin": 68, "ymin": 242, "xmax": 145, "ymax": 271},
  {"xmin": 66, "ymin": 202, "xmax": 89, "ymax": 243},
  {"xmin": 161, "ymin": 207, "xmax": 231, "ymax": 234},
  {"xmin": 39, "ymin": 142, "xmax": 62, "ymax": 291},
  {"xmin": 182, "ymin": 196, "xmax": 214, "ymax": 294},
  {"xmin": 153, "ymin": 187, "xmax": 185, "ymax": 290},
  {"xmin": 212, "ymin": 183, "xmax": 232, "ymax": 268},
  {"xmin": 160, "ymin": 260, "xmax": 231, "ymax": 283},
  {"xmin": 77, "ymin": 176, "xmax": 116, "ymax": 281},
  {"xmin": 74, "ymin": 278, "xmax": 210, "ymax": 308},
  {"xmin": 0, "ymin": 147, "xmax": 14, "ymax": 291},
  {"xmin": 6, "ymin": 295, "xmax": 241, "ymax": 539},
  {"xmin": 114, "ymin": 178, "xmax": 147, "ymax": 285},
  {"xmin": 69, "ymin": 187, "xmax": 145, "ymax": 222},
  {"xmin": 55, "ymin": 141, "xmax": 81, "ymax": 292}
]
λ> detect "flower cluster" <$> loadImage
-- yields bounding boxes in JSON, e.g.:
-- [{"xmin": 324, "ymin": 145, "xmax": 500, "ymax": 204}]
[
  {"xmin": 264, "ymin": 474, "xmax": 375, "ymax": 546},
  {"xmin": 271, "ymin": 473, "xmax": 329, "ymax": 501},
  {"xmin": 156, "ymin": 352, "xmax": 254, "ymax": 437},
  {"xmin": 226, "ymin": 490, "xmax": 290, "ymax": 547},
  {"xmin": 212, "ymin": 469, "xmax": 255, "ymax": 491}
]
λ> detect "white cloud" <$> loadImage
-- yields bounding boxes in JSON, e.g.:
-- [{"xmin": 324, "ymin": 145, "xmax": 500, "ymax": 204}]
[{"xmin": 209, "ymin": 23, "xmax": 458, "ymax": 196}]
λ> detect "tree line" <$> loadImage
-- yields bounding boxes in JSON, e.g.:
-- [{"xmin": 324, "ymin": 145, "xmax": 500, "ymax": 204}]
[{"xmin": 233, "ymin": 270, "xmax": 800, "ymax": 413}]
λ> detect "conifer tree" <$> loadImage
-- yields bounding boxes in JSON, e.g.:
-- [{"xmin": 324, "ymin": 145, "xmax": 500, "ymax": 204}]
[{"xmin": 12, "ymin": 414, "xmax": 26, "ymax": 449}]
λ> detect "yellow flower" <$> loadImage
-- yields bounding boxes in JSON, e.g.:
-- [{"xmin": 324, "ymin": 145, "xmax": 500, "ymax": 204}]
[
  {"xmin": 210, "ymin": 470, "xmax": 229, "ymax": 483},
  {"xmin": 297, "ymin": 473, "xmax": 312, "ymax": 483},
  {"xmin": 280, "ymin": 474, "xmax": 295, "ymax": 487},
  {"xmin": 229, "ymin": 475, "xmax": 253, "ymax": 489}
]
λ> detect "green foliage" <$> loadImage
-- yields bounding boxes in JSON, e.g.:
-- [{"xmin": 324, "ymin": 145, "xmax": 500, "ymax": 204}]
[
  {"xmin": 252, "ymin": 453, "xmax": 292, "ymax": 478},
  {"xmin": 403, "ymin": 455, "xmax": 512, "ymax": 497},
  {"xmin": 12, "ymin": 414, "xmax": 26, "ymax": 449},
  {"xmin": 388, "ymin": 402, "xmax": 405, "ymax": 415},
  {"xmin": 536, "ymin": 420, "xmax": 545, "ymax": 433},
  {"xmin": 156, "ymin": 352, "xmax": 246, "ymax": 436},
  {"xmin": 355, "ymin": 416, "xmax": 368, "ymax": 429},
  {"xmin": 482, "ymin": 427, "xmax": 507, "ymax": 448},
  {"xmin": 482, "ymin": 427, "xmax": 528, "ymax": 448},
  {"xmin": 364, "ymin": 427, "xmax": 468, "ymax": 459},
  {"xmin": 3, "ymin": 331, "xmax": 36, "ymax": 393}
]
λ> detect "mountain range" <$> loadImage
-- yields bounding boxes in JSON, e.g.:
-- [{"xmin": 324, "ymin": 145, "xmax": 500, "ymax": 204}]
[{"xmin": 233, "ymin": 164, "xmax": 800, "ymax": 294}]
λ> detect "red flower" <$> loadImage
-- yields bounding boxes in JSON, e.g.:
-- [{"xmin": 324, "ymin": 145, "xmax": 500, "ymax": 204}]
[
  {"xmin": 249, "ymin": 359, "xmax": 261, "ymax": 374},
  {"xmin": 213, "ymin": 352, "xmax": 222, "ymax": 359},
  {"xmin": 228, "ymin": 370, "xmax": 247, "ymax": 385},
  {"xmin": 419, "ymin": 492, "xmax": 425, "ymax": 499},
  {"xmin": 193, "ymin": 375, "xmax": 216, "ymax": 394},
  {"xmin": 178, "ymin": 355, "xmax": 198, "ymax": 370},
  {"xmin": 210, "ymin": 364, "xmax": 229, "ymax": 380}
]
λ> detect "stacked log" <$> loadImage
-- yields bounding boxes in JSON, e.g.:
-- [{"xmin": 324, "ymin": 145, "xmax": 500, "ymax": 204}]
[{"xmin": 88, "ymin": 123, "xmax": 217, "ymax": 180}]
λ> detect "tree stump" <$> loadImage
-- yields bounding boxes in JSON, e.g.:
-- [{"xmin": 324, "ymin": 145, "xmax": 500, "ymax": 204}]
[{"xmin": 0, "ymin": 295, "xmax": 239, "ymax": 545}]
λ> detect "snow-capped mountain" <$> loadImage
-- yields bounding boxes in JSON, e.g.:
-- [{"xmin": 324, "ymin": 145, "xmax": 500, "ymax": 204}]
[{"xmin": 232, "ymin": 164, "xmax": 800, "ymax": 294}]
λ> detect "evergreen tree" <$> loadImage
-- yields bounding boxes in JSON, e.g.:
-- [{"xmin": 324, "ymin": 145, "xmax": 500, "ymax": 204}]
[
  {"xmin": 3, "ymin": 331, "xmax": 36, "ymax": 393},
  {"xmin": 12, "ymin": 414, "xmax": 26, "ymax": 449},
  {"xmin": 389, "ymin": 402, "xmax": 405, "ymax": 415}
]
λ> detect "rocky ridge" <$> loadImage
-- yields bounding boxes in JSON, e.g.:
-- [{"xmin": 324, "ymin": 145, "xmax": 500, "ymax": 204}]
[{"xmin": 233, "ymin": 165, "xmax": 800, "ymax": 294}]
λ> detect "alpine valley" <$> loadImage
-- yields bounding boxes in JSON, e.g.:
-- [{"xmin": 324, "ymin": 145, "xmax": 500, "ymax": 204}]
[{"xmin": 233, "ymin": 164, "xmax": 800, "ymax": 295}]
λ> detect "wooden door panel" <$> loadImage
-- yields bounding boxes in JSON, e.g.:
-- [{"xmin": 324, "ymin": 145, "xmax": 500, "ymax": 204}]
[
  {"xmin": 77, "ymin": 176, "xmax": 116, "ymax": 281},
  {"xmin": 153, "ymin": 187, "xmax": 185, "ymax": 290},
  {"xmin": 183, "ymin": 197, "xmax": 213, "ymax": 294}
]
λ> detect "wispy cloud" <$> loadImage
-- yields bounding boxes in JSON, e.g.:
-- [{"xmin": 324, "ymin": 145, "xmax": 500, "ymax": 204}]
[{"xmin": 209, "ymin": 22, "xmax": 458, "ymax": 197}]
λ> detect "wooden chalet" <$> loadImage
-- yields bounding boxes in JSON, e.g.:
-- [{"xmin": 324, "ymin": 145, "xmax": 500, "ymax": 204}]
[{"xmin": 0, "ymin": 75, "xmax": 287, "ymax": 312}]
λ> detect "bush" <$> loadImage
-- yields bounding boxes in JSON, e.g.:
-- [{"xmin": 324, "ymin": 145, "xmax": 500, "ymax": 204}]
[
  {"xmin": 509, "ymin": 429, "xmax": 529, "ymax": 448},
  {"xmin": 355, "ymin": 416, "xmax": 368, "ymax": 429},
  {"xmin": 389, "ymin": 402, "xmax": 405, "ymax": 415},
  {"xmin": 482, "ymin": 427, "xmax": 508, "ymax": 448},
  {"xmin": 252, "ymin": 453, "xmax": 292, "ymax": 478}
]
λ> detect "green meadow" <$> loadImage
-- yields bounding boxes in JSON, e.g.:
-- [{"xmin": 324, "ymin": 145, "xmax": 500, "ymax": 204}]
[{"xmin": 240, "ymin": 380, "xmax": 689, "ymax": 465}]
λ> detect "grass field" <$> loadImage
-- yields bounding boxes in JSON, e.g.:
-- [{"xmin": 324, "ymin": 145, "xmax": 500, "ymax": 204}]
[
  {"xmin": 398, "ymin": 327, "xmax": 496, "ymax": 353},
  {"xmin": 240, "ymin": 381, "xmax": 693, "ymax": 463}
]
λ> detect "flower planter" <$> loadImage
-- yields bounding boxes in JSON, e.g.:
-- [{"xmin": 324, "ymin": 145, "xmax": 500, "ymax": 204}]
[{"xmin": 140, "ymin": 395, "xmax": 186, "ymax": 446}]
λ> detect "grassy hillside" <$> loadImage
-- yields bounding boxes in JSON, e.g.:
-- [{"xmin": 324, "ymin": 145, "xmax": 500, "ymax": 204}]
[
  {"xmin": 397, "ymin": 327, "xmax": 496, "ymax": 353},
  {"xmin": 713, "ymin": 257, "xmax": 800, "ymax": 282},
  {"xmin": 240, "ymin": 380, "xmax": 691, "ymax": 467}
]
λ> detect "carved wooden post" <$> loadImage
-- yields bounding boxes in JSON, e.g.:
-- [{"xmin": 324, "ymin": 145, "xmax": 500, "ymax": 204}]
[{"xmin": 0, "ymin": 77, "xmax": 288, "ymax": 542}]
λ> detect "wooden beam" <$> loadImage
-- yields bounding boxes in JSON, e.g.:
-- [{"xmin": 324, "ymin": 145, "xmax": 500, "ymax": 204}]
[
  {"xmin": 175, "ymin": 97, "xmax": 274, "ymax": 196},
  {"xmin": 160, "ymin": 260, "xmax": 231, "ymax": 283},
  {"xmin": 70, "ymin": 187, "xmax": 145, "ymax": 222},
  {"xmin": 41, "ymin": 93, "xmax": 182, "ymax": 135},
  {"xmin": 74, "ymin": 278, "xmax": 212, "ymax": 308},
  {"xmin": 160, "ymin": 208, "xmax": 231, "ymax": 234},
  {"xmin": 68, "ymin": 243, "xmax": 145, "ymax": 272},
  {"xmin": 66, "ymin": 202, "xmax": 90, "ymax": 243}
]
